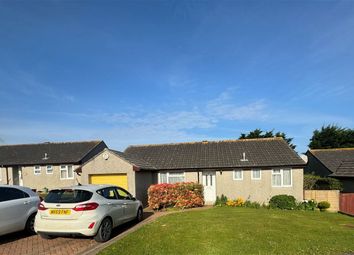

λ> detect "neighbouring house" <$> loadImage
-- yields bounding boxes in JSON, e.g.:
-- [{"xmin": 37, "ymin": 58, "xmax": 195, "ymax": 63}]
[
  {"xmin": 77, "ymin": 148, "xmax": 156, "ymax": 205},
  {"xmin": 0, "ymin": 141, "xmax": 107, "ymax": 191},
  {"xmin": 305, "ymin": 148, "xmax": 354, "ymax": 193},
  {"xmin": 79, "ymin": 137, "xmax": 305, "ymax": 205}
]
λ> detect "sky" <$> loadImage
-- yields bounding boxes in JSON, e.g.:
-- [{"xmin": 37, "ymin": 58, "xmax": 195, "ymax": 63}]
[{"xmin": 0, "ymin": 0, "xmax": 353, "ymax": 153}]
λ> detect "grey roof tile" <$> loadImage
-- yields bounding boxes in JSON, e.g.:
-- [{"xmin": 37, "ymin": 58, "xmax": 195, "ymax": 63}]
[
  {"xmin": 309, "ymin": 148, "xmax": 354, "ymax": 177},
  {"xmin": 0, "ymin": 141, "xmax": 106, "ymax": 166},
  {"xmin": 124, "ymin": 138, "xmax": 305, "ymax": 170}
]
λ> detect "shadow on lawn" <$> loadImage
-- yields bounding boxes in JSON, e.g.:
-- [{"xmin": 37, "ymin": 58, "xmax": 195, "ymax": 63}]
[{"xmin": 110, "ymin": 210, "xmax": 154, "ymax": 238}]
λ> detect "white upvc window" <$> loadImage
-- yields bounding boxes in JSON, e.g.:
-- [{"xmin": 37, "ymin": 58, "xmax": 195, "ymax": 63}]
[
  {"xmin": 46, "ymin": 165, "xmax": 53, "ymax": 175},
  {"xmin": 252, "ymin": 169, "xmax": 261, "ymax": 180},
  {"xmin": 34, "ymin": 166, "xmax": 41, "ymax": 175},
  {"xmin": 272, "ymin": 168, "xmax": 292, "ymax": 187},
  {"xmin": 60, "ymin": 165, "xmax": 74, "ymax": 180},
  {"xmin": 158, "ymin": 172, "xmax": 185, "ymax": 184},
  {"xmin": 233, "ymin": 170, "xmax": 243, "ymax": 180}
]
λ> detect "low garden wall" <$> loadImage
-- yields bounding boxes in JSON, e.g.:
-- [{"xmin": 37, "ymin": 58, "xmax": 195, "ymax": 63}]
[{"xmin": 304, "ymin": 190, "xmax": 339, "ymax": 212}]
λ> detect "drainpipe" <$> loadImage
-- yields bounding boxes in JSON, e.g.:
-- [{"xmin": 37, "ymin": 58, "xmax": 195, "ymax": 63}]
[{"xmin": 6, "ymin": 166, "xmax": 9, "ymax": 185}]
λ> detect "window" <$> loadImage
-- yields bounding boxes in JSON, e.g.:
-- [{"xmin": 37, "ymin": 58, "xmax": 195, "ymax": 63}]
[
  {"xmin": 252, "ymin": 169, "xmax": 261, "ymax": 180},
  {"xmin": 60, "ymin": 165, "xmax": 74, "ymax": 180},
  {"xmin": 46, "ymin": 165, "xmax": 53, "ymax": 175},
  {"xmin": 34, "ymin": 166, "xmax": 41, "ymax": 175},
  {"xmin": 97, "ymin": 187, "xmax": 118, "ymax": 200},
  {"xmin": 168, "ymin": 172, "xmax": 184, "ymax": 183},
  {"xmin": 233, "ymin": 170, "xmax": 243, "ymax": 180},
  {"xmin": 116, "ymin": 187, "xmax": 133, "ymax": 200},
  {"xmin": 272, "ymin": 169, "xmax": 292, "ymax": 187},
  {"xmin": 0, "ymin": 187, "xmax": 29, "ymax": 202},
  {"xmin": 45, "ymin": 189, "xmax": 93, "ymax": 203},
  {"xmin": 158, "ymin": 172, "xmax": 185, "ymax": 184},
  {"xmin": 159, "ymin": 172, "xmax": 167, "ymax": 183},
  {"xmin": 283, "ymin": 169, "xmax": 292, "ymax": 186}
]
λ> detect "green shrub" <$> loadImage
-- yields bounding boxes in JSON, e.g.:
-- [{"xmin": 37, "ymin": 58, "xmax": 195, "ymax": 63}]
[
  {"xmin": 214, "ymin": 194, "xmax": 228, "ymax": 206},
  {"xmin": 296, "ymin": 199, "xmax": 317, "ymax": 211},
  {"xmin": 317, "ymin": 201, "xmax": 331, "ymax": 211},
  {"xmin": 244, "ymin": 200, "xmax": 261, "ymax": 209},
  {"xmin": 304, "ymin": 174, "xmax": 343, "ymax": 191},
  {"xmin": 269, "ymin": 195, "xmax": 296, "ymax": 210}
]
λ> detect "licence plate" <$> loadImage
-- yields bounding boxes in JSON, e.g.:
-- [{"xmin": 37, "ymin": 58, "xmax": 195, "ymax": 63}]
[{"xmin": 49, "ymin": 209, "xmax": 71, "ymax": 215}]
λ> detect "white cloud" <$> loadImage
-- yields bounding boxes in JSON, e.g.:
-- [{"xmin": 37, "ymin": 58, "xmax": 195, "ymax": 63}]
[
  {"xmin": 207, "ymin": 90, "xmax": 268, "ymax": 121},
  {"xmin": 0, "ymin": 69, "xmax": 75, "ymax": 103},
  {"xmin": 0, "ymin": 88, "xmax": 268, "ymax": 149}
]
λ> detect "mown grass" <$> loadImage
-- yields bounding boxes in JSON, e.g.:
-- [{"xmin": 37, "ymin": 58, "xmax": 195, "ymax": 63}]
[{"xmin": 100, "ymin": 207, "xmax": 354, "ymax": 255}]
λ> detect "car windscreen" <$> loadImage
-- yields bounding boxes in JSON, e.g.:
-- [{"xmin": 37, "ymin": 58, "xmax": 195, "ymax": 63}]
[{"xmin": 44, "ymin": 189, "xmax": 93, "ymax": 203}]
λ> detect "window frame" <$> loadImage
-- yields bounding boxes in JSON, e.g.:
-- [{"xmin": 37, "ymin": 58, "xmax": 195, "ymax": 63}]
[
  {"xmin": 271, "ymin": 168, "xmax": 292, "ymax": 187},
  {"xmin": 59, "ymin": 165, "xmax": 75, "ymax": 180},
  {"xmin": 0, "ymin": 187, "xmax": 29, "ymax": 202},
  {"xmin": 251, "ymin": 169, "xmax": 262, "ymax": 180},
  {"xmin": 233, "ymin": 169, "xmax": 243, "ymax": 181},
  {"xmin": 46, "ymin": 165, "xmax": 53, "ymax": 175},
  {"xmin": 34, "ymin": 165, "xmax": 41, "ymax": 175},
  {"xmin": 158, "ymin": 172, "xmax": 185, "ymax": 184}
]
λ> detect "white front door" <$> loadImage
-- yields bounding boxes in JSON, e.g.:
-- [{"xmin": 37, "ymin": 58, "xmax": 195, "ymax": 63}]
[{"xmin": 202, "ymin": 171, "xmax": 216, "ymax": 204}]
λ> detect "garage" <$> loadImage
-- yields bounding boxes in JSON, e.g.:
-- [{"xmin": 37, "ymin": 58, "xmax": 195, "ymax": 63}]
[{"xmin": 89, "ymin": 174, "xmax": 128, "ymax": 190}]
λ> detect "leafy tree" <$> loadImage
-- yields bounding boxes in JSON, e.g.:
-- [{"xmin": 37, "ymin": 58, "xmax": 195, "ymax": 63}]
[
  {"xmin": 239, "ymin": 129, "xmax": 296, "ymax": 149},
  {"xmin": 309, "ymin": 125, "xmax": 354, "ymax": 149}
]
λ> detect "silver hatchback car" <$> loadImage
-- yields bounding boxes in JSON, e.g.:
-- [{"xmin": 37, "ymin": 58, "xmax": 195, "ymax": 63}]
[{"xmin": 0, "ymin": 185, "xmax": 40, "ymax": 236}]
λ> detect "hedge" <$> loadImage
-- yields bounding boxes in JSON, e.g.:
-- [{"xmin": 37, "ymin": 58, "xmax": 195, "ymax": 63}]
[
  {"xmin": 148, "ymin": 182, "xmax": 204, "ymax": 210},
  {"xmin": 304, "ymin": 174, "xmax": 343, "ymax": 191}
]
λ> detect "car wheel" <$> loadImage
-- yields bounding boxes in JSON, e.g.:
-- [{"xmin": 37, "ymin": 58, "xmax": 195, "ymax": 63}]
[
  {"xmin": 94, "ymin": 218, "xmax": 112, "ymax": 243},
  {"xmin": 25, "ymin": 213, "xmax": 36, "ymax": 235},
  {"xmin": 136, "ymin": 207, "xmax": 143, "ymax": 222},
  {"xmin": 39, "ymin": 233, "xmax": 53, "ymax": 239}
]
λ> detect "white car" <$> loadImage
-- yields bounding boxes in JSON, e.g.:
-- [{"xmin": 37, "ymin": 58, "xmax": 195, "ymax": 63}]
[
  {"xmin": 0, "ymin": 185, "xmax": 40, "ymax": 236},
  {"xmin": 35, "ymin": 185, "xmax": 143, "ymax": 242}
]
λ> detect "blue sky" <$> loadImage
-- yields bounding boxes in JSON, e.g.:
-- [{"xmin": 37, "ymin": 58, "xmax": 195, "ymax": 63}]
[{"xmin": 0, "ymin": 1, "xmax": 353, "ymax": 153}]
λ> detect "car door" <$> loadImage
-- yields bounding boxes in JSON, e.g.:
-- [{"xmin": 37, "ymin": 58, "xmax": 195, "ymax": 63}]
[
  {"xmin": 0, "ymin": 187, "xmax": 32, "ymax": 235},
  {"xmin": 97, "ymin": 187, "xmax": 124, "ymax": 227},
  {"xmin": 115, "ymin": 187, "xmax": 137, "ymax": 221}
]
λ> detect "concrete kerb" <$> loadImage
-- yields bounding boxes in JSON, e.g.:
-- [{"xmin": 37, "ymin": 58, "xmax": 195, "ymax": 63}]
[{"xmin": 79, "ymin": 206, "xmax": 212, "ymax": 255}]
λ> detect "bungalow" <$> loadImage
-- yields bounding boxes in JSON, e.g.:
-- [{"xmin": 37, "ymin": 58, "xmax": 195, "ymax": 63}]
[
  {"xmin": 305, "ymin": 148, "xmax": 354, "ymax": 193},
  {"xmin": 79, "ymin": 137, "xmax": 305, "ymax": 204},
  {"xmin": 0, "ymin": 141, "xmax": 107, "ymax": 190}
]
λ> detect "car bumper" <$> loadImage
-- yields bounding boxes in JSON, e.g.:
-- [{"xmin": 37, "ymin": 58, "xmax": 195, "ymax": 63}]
[{"xmin": 34, "ymin": 216, "xmax": 102, "ymax": 237}]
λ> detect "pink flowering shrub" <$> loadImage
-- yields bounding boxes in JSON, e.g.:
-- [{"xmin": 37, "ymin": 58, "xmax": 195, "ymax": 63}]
[{"xmin": 148, "ymin": 182, "xmax": 204, "ymax": 210}]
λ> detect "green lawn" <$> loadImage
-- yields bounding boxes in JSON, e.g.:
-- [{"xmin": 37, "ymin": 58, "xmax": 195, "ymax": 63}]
[{"xmin": 100, "ymin": 207, "xmax": 354, "ymax": 255}]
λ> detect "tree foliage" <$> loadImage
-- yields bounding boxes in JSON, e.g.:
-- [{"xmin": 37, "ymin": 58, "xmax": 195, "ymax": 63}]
[
  {"xmin": 239, "ymin": 129, "xmax": 296, "ymax": 149},
  {"xmin": 303, "ymin": 174, "xmax": 343, "ymax": 191},
  {"xmin": 309, "ymin": 125, "xmax": 354, "ymax": 149}
]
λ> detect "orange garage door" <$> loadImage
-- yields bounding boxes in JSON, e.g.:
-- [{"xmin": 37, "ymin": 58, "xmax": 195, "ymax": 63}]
[{"xmin": 89, "ymin": 174, "xmax": 128, "ymax": 190}]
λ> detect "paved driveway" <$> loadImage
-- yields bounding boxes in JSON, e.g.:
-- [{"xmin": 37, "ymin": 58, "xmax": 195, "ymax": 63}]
[{"xmin": 0, "ymin": 211, "xmax": 154, "ymax": 255}]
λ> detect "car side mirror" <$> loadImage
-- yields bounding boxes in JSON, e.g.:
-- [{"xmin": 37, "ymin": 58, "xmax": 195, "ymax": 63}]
[{"xmin": 131, "ymin": 196, "xmax": 136, "ymax": 201}]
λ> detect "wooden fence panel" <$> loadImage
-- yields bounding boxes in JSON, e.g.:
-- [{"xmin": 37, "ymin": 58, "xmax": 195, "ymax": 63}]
[
  {"xmin": 340, "ymin": 193, "xmax": 354, "ymax": 216},
  {"xmin": 304, "ymin": 190, "xmax": 339, "ymax": 212}
]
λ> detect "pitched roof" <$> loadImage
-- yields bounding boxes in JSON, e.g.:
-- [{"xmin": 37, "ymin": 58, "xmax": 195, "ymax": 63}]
[
  {"xmin": 124, "ymin": 137, "xmax": 305, "ymax": 170},
  {"xmin": 308, "ymin": 148, "xmax": 354, "ymax": 177},
  {"xmin": 110, "ymin": 150, "xmax": 156, "ymax": 170},
  {"xmin": 0, "ymin": 141, "xmax": 106, "ymax": 166}
]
